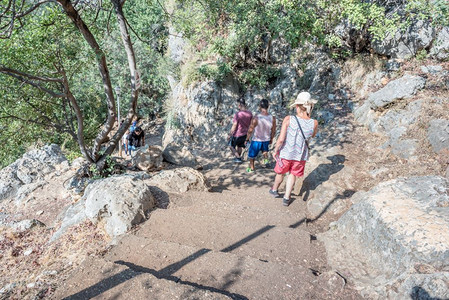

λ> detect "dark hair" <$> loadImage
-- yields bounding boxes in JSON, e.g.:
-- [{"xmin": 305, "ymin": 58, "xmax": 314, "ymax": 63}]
[
  {"xmin": 237, "ymin": 98, "xmax": 246, "ymax": 106},
  {"xmin": 135, "ymin": 126, "xmax": 142, "ymax": 132},
  {"xmin": 259, "ymin": 99, "xmax": 269, "ymax": 109}
]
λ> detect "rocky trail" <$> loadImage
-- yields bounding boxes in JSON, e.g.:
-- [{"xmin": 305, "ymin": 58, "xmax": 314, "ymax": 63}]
[{"xmin": 52, "ymin": 113, "xmax": 368, "ymax": 299}]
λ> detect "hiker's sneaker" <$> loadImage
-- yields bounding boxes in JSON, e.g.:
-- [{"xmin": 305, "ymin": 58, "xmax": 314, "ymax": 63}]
[
  {"xmin": 269, "ymin": 189, "xmax": 279, "ymax": 197},
  {"xmin": 233, "ymin": 157, "xmax": 243, "ymax": 163},
  {"xmin": 283, "ymin": 198, "xmax": 290, "ymax": 206},
  {"xmin": 263, "ymin": 158, "xmax": 270, "ymax": 165},
  {"xmin": 246, "ymin": 167, "xmax": 255, "ymax": 173}
]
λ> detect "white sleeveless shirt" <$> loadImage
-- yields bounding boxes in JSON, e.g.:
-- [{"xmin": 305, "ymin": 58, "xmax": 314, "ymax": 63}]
[
  {"xmin": 253, "ymin": 114, "xmax": 273, "ymax": 142},
  {"xmin": 279, "ymin": 116, "xmax": 315, "ymax": 161}
]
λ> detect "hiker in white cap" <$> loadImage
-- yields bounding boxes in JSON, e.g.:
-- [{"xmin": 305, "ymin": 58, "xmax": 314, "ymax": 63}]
[{"xmin": 269, "ymin": 91, "xmax": 318, "ymax": 206}]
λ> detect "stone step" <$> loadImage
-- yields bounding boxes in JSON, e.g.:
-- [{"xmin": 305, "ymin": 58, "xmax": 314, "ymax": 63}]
[
  {"xmin": 167, "ymin": 189, "xmax": 308, "ymax": 228},
  {"xmin": 53, "ymin": 256, "xmax": 232, "ymax": 299},
  {"xmin": 104, "ymin": 235, "xmax": 344, "ymax": 299},
  {"xmin": 137, "ymin": 209, "xmax": 311, "ymax": 267}
]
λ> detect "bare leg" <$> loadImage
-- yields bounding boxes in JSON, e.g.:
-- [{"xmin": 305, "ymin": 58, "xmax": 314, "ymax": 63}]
[
  {"xmin": 284, "ymin": 173, "xmax": 297, "ymax": 200},
  {"xmin": 272, "ymin": 173, "xmax": 284, "ymax": 191},
  {"xmin": 237, "ymin": 147, "xmax": 243, "ymax": 157},
  {"xmin": 229, "ymin": 146, "xmax": 240, "ymax": 158},
  {"xmin": 249, "ymin": 158, "xmax": 255, "ymax": 170}
]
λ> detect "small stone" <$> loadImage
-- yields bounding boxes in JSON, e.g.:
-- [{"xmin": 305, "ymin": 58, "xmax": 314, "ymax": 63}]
[
  {"xmin": 26, "ymin": 282, "xmax": 35, "ymax": 289},
  {"xmin": 36, "ymin": 210, "xmax": 44, "ymax": 216},
  {"xmin": 24, "ymin": 249, "xmax": 33, "ymax": 256}
]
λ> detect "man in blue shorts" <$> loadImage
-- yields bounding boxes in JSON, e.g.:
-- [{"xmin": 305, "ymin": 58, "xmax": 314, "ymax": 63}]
[{"xmin": 245, "ymin": 99, "xmax": 276, "ymax": 172}]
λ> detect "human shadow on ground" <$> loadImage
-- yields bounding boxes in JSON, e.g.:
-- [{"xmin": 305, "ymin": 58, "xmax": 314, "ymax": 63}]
[
  {"xmin": 289, "ymin": 189, "xmax": 356, "ymax": 229},
  {"xmin": 299, "ymin": 154, "xmax": 346, "ymax": 202},
  {"xmin": 62, "ymin": 223, "xmax": 280, "ymax": 299},
  {"xmin": 410, "ymin": 286, "xmax": 443, "ymax": 300}
]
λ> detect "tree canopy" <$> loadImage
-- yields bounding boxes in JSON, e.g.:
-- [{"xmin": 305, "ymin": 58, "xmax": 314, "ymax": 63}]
[{"xmin": 0, "ymin": 0, "xmax": 447, "ymax": 168}]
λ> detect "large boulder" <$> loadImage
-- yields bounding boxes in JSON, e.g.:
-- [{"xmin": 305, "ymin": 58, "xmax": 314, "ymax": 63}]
[
  {"xmin": 83, "ymin": 175, "xmax": 155, "ymax": 237},
  {"xmin": 53, "ymin": 175, "xmax": 155, "ymax": 240},
  {"xmin": 146, "ymin": 167, "xmax": 210, "ymax": 193},
  {"xmin": 132, "ymin": 145, "xmax": 164, "ymax": 171},
  {"xmin": 367, "ymin": 75, "xmax": 426, "ymax": 110},
  {"xmin": 319, "ymin": 176, "xmax": 449, "ymax": 298},
  {"xmin": 0, "ymin": 144, "xmax": 68, "ymax": 201},
  {"xmin": 162, "ymin": 144, "xmax": 201, "ymax": 169}
]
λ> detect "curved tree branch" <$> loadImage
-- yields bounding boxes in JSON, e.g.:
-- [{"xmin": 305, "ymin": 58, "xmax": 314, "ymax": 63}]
[
  {"xmin": 57, "ymin": 0, "xmax": 117, "ymax": 162},
  {"xmin": 100, "ymin": 0, "xmax": 141, "ymax": 160}
]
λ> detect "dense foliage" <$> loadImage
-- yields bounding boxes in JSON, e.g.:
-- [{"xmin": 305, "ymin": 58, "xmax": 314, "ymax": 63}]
[
  {"xmin": 1, "ymin": 0, "xmax": 447, "ymax": 167},
  {"xmin": 173, "ymin": 0, "xmax": 448, "ymax": 86},
  {"xmin": 0, "ymin": 0, "xmax": 169, "ymax": 167}
]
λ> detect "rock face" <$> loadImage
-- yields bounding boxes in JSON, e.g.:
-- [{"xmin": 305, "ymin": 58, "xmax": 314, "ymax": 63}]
[
  {"xmin": 367, "ymin": 75, "xmax": 426, "ymax": 110},
  {"xmin": 372, "ymin": 20, "xmax": 435, "ymax": 59},
  {"xmin": 354, "ymin": 75, "xmax": 427, "ymax": 160},
  {"xmin": 132, "ymin": 145, "xmax": 164, "ymax": 171},
  {"xmin": 53, "ymin": 175, "xmax": 155, "ymax": 240},
  {"xmin": 146, "ymin": 167, "xmax": 210, "ymax": 193},
  {"xmin": 0, "ymin": 144, "xmax": 68, "ymax": 202},
  {"xmin": 429, "ymin": 27, "xmax": 449, "ymax": 60},
  {"xmin": 428, "ymin": 119, "xmax": 449, "ymax": 154},
  {"xmin": 319, "ymin": 176, "xmax": 449, "ymax": 299}
]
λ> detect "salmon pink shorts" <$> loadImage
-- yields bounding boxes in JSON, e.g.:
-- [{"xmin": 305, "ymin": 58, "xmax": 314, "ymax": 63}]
[{"xmin": 274, "ymin": 159, "xmax": 306, "ymax": 177}]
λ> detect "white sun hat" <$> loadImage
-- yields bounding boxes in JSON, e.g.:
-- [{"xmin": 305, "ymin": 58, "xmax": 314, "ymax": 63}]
[
  {"xmin": 290, "ymin": 92, "xmax": 318, "ymax": 107},
  {"xmin": 290, "ymin": 92, "xmax": 318, "ymax": 115}
]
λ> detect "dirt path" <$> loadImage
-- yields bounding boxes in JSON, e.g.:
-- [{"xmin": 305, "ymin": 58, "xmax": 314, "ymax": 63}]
[{"xmin": 53, "ymin": 113, "xmax": 377, "ymax": 299}]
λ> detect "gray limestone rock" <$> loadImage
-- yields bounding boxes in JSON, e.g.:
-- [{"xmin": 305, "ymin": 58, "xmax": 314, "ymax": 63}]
[
  {"xmin": 83, "ymin": 175, "xmax": 155, "ymax": 238},
  {"xmin": 10, "ymin": 219, "xmax": 46, "ymax": 232},
  {"xmin": 162, "ymin": 144, "xmax": 201, "ymax": 169},
  {"xmin": 390, "ymin": 139, "xmax": 419, "ymax": 160},
  {"xmin": 319, "ymin": 176, "xmax": 449, "ymax": 298},
  {"xmin": 0, "ymin": 164, "xmax": 22, "ymax": 202},
  {"xmin": 368, "ymin": 75, "xmax": 426, "ymax": 109},
  {"xmin": 53, "ymin": 174, "xmax": 156, "ymax": 240},
  {"xmin": 372, "ymin": 20, "xmax": 435, "ymax": 59},
  {"xmin": 420, "ymin": 65, "xmax": 444, "ymax": 74},
  {"xmin": 167, "ymin": 26, "xmax": 185, "ymax": 64},
  {"xmin": 146, "ymin": 167, "xmax": 210, "ymax": 193},
  {"xmin": 429, "ymin": 27, "xmax": 449, "ymax": 60},
  {"xmin": 51, "ymin": 199, "xmax": 87, "ymax": 242},
  {"xmin": 0, "ymin": 144, "xmax": 67, "ymax": 201},
  {"xmin": 132, "ymin": 145, "xmax": 164, "ymax": 171},
  {"xmin": 427, "ymin": 119, "xmax": 449, "ymax": 154}
]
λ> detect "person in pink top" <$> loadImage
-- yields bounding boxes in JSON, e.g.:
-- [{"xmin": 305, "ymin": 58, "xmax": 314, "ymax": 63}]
[
  {"xmin": 245, "ymin": 99, "xmax": 276, "ymax": 172},
  {"xmin": 228, "ymin": 99, "xmax": 253, "ymax": 163}
]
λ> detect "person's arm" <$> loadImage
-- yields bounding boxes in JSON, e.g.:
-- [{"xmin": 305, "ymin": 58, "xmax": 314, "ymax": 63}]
[
  {"xmin": 246, "ymin": 117, "xmax": 258, "ymax": 142},
  {"xmin": 273, "ymin": 116, "xmax": 290, "ymax": 158},
  {"xmin": 229, "ymin": 113, "xmax": 238, "ymax": 138},
  {"xmin": 270, "ymin": 116, "xmax": 276, "ymax": 144},
  {"xmin": 312, "ymin": 119, "xmax": 318, "ymax": 138}
]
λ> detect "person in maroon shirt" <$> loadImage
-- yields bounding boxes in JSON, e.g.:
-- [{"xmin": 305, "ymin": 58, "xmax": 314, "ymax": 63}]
[{"xmin": 228, "ymin": 99, "xmax": 253, "ymax": 163}]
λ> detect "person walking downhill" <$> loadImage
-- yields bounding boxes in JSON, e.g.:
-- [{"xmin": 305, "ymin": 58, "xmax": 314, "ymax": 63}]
[
  {"xmin": 228, "ymin": 99, "xmax": 253, "ymax": 163},
  {"xmin": 245, "ymin": 99, "xmax": 276, "ymax": 173},
  {"xmin": 269, "ymin": 92, "xmax": 318, "ymax": 206}
]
